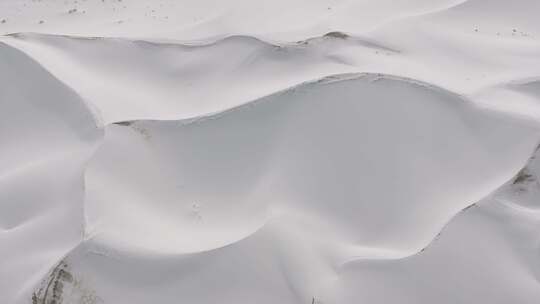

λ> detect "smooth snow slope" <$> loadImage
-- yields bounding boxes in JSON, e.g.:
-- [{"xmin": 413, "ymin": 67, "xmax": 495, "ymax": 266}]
[
  {"xmin": 3, "ymin": 29, "xmax": 540, "ymax": 123},
  {"xmin": 0, "ymin": 42, "xmax": 102, "ymax": 304},
  {"xmin": 84, "ymin": 74, "xmax": 537, "ymax": 255},
  {"xmin": 323, "ymin": 147, "xmax": 540, "ymax": 304},
  {"xmin": 2, "ymin": 0, "xmax": 540, "ymax": 304}
]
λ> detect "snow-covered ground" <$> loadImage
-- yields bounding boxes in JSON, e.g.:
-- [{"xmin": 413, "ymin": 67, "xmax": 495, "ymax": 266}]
[{"xmin": 1, "ymin": 1, "xmax": 540, "ymax": 303}]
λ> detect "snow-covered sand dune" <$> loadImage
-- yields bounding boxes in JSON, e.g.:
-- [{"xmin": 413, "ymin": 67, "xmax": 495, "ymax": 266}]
[
  {"xmin": 328, "ymin": 147, "xmax": 540, "ymax": 304},
  {"xmin": 2, "ymin": 1, "xmax": 540, "ymax": 303},
  {"xmin": 84, "ymin": 74, "xmax": 538, "ymax": 255},
  {"xmin": 3, "ymin": 28, "xmax": 540, "ymax": 123},
  {"xmin": 0, "ymin": 41, "xmax": 101, "ymax": 303}
]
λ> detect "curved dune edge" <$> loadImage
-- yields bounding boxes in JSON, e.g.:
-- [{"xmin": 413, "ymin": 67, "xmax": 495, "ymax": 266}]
[
  {"xmin": 2, "ymin": 46, "xmax": 540, "ymax": 301},
  {"xmin": 3, "ymin": 31, "xmax": 399, "ymax": 51},
  {"xmin": 12, "ymin": 70, "xmax": 524, "ymax": 303},
  {"xmin": 4, "ymin": 29, "xmax": 540, "ymax": 125},
  {"xmin": 82, "ymin": 74, "xmax": 528, "ymax": 253},
  {"xmin": 323, "ymin": 145, "xmax": 540, "ymax": 303},
  {"xmin": 341, "ymin": 142, "xmax": 540, "ymax": 267},
  {"xmin": 110, "ymin": 72, "xmax": 469, "ymax": 127},
  {"xmin": 0, "ymin": 41, "xmax": 104, "ymax": 304},
  {"xmin": 0, "ymin": 32, "xmax": 401, "ymax": 124},
  {"xmin": 29, "ymin": 142, "xmax": 540, "ymax": 304}
]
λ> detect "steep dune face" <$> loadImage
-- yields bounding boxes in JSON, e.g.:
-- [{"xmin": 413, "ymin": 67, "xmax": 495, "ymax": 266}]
[
  {"xmin": 84, "ymin": 74, "xmax": 537, "ymax": 256},
  {"xmin": 0, "ymin": 42, "xmax": 102, "ymax": 304}
]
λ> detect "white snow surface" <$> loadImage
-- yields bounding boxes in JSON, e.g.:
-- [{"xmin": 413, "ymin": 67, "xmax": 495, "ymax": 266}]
[{"xmin": 1, "ymin": 1, "xmax": 540, "ymax": 303}]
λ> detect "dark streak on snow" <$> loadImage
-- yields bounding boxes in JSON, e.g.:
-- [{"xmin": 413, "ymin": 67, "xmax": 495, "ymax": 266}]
[
  {"xmin": 113, "ymin": 120, "xmax": 134, "ymax": 126},
  {"xmin": 323, "ymin": 31, "xmax": 349, "ymax": 39},
  {"xmin": 32, "ymin": 260, "xmax": 72, "ymax": 304},
  {"xmin": 512, "ymin": 168, "xmax": 535, "ymax": 185},
  {"xmin": 113, "ymin": 121, "xmax": 151, "ymax": 139},
  {"xmin": 32, "ymin": 259, "xmax": 102, "ymax": 304}
]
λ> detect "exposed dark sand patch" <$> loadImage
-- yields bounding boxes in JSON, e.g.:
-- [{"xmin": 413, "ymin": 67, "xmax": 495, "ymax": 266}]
[
  {"xmin": 323, "ymin": 31, "xmax": 349, "ymax": 39},
  {"xmin": 32, "ymin": 260, "xmax": 102, "ymax": 304},
  {"xmin": 113, "ymin": 121, "xmax": 134, "ymax": 127},
  {"xmin": 512, "ymin": 168, "xmax": 535, "ymax": 185},
  {"xmin": 113, "ymin": 121, "xmax": 151, "ymax": 140}
]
